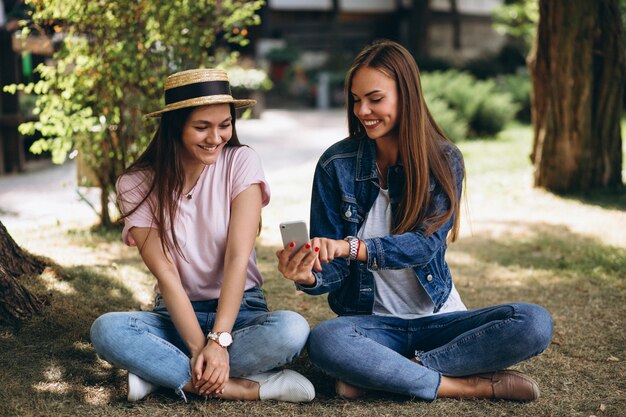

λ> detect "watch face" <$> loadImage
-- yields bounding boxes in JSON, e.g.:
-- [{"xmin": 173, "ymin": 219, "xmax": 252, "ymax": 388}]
[{"xmin": 218, "ymin": 332, "xmax": 233, "ymax": 347}]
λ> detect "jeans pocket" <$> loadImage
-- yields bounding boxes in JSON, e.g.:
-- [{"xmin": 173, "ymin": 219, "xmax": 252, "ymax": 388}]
[{"xmin": 241, "ymin": 290, "xmax": 269, "ymax": 312}]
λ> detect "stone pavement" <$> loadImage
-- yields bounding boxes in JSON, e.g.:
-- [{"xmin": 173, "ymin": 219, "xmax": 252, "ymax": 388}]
[{"xmin": 0, "ymin": 109, "xmax": 348, "ymax": 247}]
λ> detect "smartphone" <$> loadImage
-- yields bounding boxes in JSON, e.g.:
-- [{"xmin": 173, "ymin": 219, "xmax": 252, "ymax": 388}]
[{"xmin": 279, "ymin": 221, "xmax": 310, "ymax": 254}]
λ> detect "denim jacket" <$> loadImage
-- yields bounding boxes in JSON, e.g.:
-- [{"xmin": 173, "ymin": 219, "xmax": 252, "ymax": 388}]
[{"xmin": 297, "ymin": 135, "xmax": 464, "ymax": 316}]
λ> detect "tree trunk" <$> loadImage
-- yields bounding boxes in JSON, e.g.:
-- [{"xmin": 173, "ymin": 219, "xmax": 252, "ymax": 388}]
[
  {"xmin": 99, "ymin": 183, "xmax": 112, "ymax": 228},
  {"xmin": 0, "ymin": 264, "xmax": 45, "ymax": 321},
  {"xmin": 528, "ymin": 0, "xmax": 624, "ymax": 192},
  {"xmin": 0, "ymin": 221, "xmax": 46, "ymax": 277},
  {"xmin": 0, "ymin": 221, "xmax": 46, "ymax": 321}
]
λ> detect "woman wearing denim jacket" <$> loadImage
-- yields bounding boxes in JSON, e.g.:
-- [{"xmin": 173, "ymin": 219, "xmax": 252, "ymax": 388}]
[
  {"xmin": 277, "ymin": 40, "xmax": 553, "ymax": 402},
  {"xmin": 90, "ymin": 69, "xmax": 314, "ymax": 403}
]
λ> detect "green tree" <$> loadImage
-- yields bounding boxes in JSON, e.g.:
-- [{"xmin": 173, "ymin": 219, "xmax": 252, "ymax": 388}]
[
  {"xmin": 493, "ymin": 0, "xmax": 539, "ymax": 53},
  {"xmin": 5, "ymin": 0, "xmax": 264, "ymax": 227}
]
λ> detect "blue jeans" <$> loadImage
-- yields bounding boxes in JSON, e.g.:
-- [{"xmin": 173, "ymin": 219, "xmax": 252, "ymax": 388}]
[
  {"xmin": 90, "ymin": 288, "xmax": 310, "ymax": 399},
  {"xmin": 308, "ymin": 302, "xmax": 553, "ymax": 401}
]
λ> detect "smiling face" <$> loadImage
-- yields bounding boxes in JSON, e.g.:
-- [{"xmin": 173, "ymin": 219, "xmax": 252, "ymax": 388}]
[
  {"xmin": 180, "ymin": 103, "xmax": 233, "ymax": 168},
  {"xmin": 350, "ymin": 66, "xmax": 399, "ymax": 142}
]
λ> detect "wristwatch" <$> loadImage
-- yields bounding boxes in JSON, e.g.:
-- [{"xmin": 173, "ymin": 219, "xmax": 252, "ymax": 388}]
[
  {"xmin": 207, "ymin": 331, "xmax": 233, "ymax": 348},
  {"xmin": 343, "ymin": 236, "xmax": 359, "ymax": 262}
]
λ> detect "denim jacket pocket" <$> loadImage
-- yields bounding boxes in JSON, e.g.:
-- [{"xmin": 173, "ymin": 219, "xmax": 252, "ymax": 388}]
[{"xmin": 340, "ymin": 198, "xmax": 362, "ymax": 224}]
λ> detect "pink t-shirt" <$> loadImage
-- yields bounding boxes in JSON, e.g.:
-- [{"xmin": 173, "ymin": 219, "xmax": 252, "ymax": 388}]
[{"xmin": 117, "ymin": 146, "xmax": 270, "ymax": 301}]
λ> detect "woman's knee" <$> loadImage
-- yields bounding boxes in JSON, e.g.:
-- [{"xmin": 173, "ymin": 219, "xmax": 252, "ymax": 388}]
[
  {"xmin": 516, "ymin": 303, "xmax": 553, "ymax": 354},
  {"xmin": 307, "ymin": 318, "xmax": 354, "ymax": 366},
  {"xmin": 271, "ymin": 310, "xmax": 310, "ymax": 353},
  {"xmin": 90, "ymin": 312, "xmax": 128, "ymax": 356}
]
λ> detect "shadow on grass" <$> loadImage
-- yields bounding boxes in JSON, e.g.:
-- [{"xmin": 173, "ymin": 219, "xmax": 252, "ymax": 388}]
[
  {"xmin": 1, "ymin": 222, "xmax": 624, "ymax": 416},
  {"xmin": 452, "ymin": 221, "xmax": 625, "ymax": 284},
  {"xmin": 556, "ymin": 188, "xmax": 626, "ymax": 211},
  {"xmin": 0, "ymin": 262, "xmax": 143, "ymax": 416},
  {"xmin": 256, "ymin": 222, "xmax": 626, "ymax": 416},
  {"xmin": 446, "ymin": 221, "xmax": 626, "ymax": 416}
]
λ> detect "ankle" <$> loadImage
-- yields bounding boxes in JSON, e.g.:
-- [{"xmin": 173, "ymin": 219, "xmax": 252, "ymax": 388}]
[
  {"xmin": 437, "ymin": 375, "xmax": 491, "ymax": 399},
  {"xmin": 187, "ymin": 378, "xmax": 260, "ymax": 401},
  {"xmin": 335, "ymin": 380, "xmax": 366, "ymax": 400},
  {"xmin": 230, "ymin": 377, "xmax": 261, "ymax": 401}
]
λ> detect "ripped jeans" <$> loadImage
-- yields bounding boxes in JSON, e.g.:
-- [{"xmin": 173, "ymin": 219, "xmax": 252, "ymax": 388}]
[
  {"xmin": 308, "ymin": 302, "xmax": 552, "ymax": 401},
  {"xmin": 90, "ymin": 288, "xmax": 310, "ymax": 399}
]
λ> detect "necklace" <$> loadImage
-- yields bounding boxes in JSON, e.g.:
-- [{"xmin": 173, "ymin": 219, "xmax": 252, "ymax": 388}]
[{"xmin": 184, "ymin": 166, "xmax": 205, "ymax": 200}]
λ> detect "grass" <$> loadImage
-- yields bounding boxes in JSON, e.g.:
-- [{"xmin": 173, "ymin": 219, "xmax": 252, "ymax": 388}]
[{"xmin": 1, "ymin": 123, "xmax": 625, "ymax": 416}]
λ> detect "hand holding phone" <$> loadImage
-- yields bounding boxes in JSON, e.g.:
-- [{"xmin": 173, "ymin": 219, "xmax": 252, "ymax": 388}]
[
  {"xmin": 277, "ymin": 221, "xmax": 317, "ymax": 286},
  {"xmin": 279, "ymin": 221, "xmax": 310, "ymax": 255}
]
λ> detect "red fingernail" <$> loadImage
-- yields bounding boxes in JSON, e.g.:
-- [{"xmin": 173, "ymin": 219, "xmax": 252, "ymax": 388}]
[
  {"xmin": 315, "ymin": 247, "xmax": 320, "ymax": 252},
  {"xmin": 289, "ymin": 242, "xmax": 295, "ymax": 248},
  {"xmin": 305, "ymin": 243, "xmax": 311, "ymax": 249}
]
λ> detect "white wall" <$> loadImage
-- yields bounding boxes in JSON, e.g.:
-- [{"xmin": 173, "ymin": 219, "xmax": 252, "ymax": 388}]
[
  {"xmin": 269, "ymin": 0, "xmax": 332, "ymax": 11},
  {"xmin": 431, "ymin": 0, "xmax": 503, "ymax": 15}
]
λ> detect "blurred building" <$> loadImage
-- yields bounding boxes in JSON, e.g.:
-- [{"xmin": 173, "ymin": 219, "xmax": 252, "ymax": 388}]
[
  {"xmin": 253, "ymin": 0, "xmax": 509, "ymax": 107},
  {"xmin": 256, "ymin": 0, "xmax": 506, "ymax": 68}
]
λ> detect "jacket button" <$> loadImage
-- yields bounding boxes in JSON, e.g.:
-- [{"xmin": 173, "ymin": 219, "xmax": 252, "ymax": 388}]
[
  {"xmin": 345, "ymin": 209, "xmax": 352, "ymax": 218},
  {"xmin": 426, "ymin": 274, "xmax": 433, "ymax": 282}
]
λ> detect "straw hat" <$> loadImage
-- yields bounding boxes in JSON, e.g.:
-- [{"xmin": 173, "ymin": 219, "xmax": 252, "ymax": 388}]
[{"xmin": 145, "ymin": 68, "xmax": 256, "ymax": 118}]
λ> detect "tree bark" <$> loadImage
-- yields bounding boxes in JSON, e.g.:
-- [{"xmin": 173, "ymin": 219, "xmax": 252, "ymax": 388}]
[
  {"xmin": 528, "ymin": 0, "xmax": 624, "ymax": 192},
  {"xmin": 0, "ymin": 221, "xmax": 46, "ymax": 321},
  {"xmin": 0, "ymin": 221, "xmax": 46, "ymax": 277},
  {"xmin": 0, "ymin": 264, "xmax": 45, "ymax": 321}
]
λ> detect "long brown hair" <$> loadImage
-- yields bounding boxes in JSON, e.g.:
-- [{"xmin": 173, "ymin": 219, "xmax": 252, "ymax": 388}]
[
  {"xmin": 345, "ymin": 40, "xmax": 463, "ymax": 241},
  {"xmin": 118, "ymin": 104, "xmax": 242, "ymax": 257}
]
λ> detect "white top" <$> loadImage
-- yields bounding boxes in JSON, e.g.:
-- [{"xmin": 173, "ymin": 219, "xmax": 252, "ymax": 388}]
[
  {"xmin": 117, "ymin": 146, "xmax": 270, "ymax": 301},
  {"xmin": 358, "ymin": 188, "xmax": 466, "ymax": 319}
]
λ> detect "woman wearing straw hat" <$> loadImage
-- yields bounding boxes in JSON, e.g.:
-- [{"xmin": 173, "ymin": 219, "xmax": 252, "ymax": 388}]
[{"xmin": 90, "ymin": 69, "xmax": 315, "ymax": 403}]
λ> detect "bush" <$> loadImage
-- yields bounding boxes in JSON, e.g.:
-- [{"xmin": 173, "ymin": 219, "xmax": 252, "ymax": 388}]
[
  {"xmin": 496, "ymin": 72, "xmax": 532, "ymax": 122},
  {"xmin": 422, "ymin": 70, "xmax": 518, "ymax": 138},
  {"xmin": 425, "ymin": 97, "xmax": 468, "ymax": 142},
  {"xmin": 473, "ymin": 92, "xmax": 520, "ymax": 136}
]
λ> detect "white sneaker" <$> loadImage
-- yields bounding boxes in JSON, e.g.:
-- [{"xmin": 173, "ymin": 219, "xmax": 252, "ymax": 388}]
[
  {"xmin": 127, "ymin": 372, "xmax": 159, "ymax": 402},
  {"xmin": 245, "ymin": 369, "xmax": 315, "ymax": 402}
]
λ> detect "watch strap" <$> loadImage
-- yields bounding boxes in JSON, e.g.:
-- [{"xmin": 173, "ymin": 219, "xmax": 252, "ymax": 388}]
[
  {"xmin": 207, "ymin": 331, "xmax": 232, "ymax": 348},
  {"xmin": 344, "ymin": 236, "xmax": 359, "ymax": 261}
]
